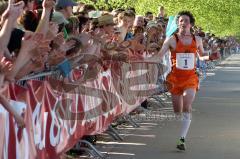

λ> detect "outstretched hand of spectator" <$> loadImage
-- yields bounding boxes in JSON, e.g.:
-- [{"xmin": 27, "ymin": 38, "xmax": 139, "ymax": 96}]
[
  {"xmin": 0, "ymin": 73, "xmax": 25, "ymax": 128},
  {"xmin": 1, "ymin": 0, "xmax": 24, "ymax": 22},
  {"xmin": 38, "ymin": 40, "xmax": 51, "ymax": 55},
  {"xmin": 4, "ymin": 33, "xmax": 44, "ymax": 81},
  {"xmin": 14, "ymin": 108, "xmax": 25, "ymax": 129},
  {"xmin": 53, "ymin": 33, "xmax": 65, "ymax": 47},
  {"xmin": 47, "ymin": 50, "xmax": 66, "ymax": 66},
  {"xmin": 59, "ymin": 40, "xmax": 76, "ymax": 53},
  {"xmin": 42, "ymin": 0, "xmax": 55, "ymax": 11},
  {"xmin": 21, "ymin": 33, "xmax": 44, "ymax": 53},
  {"xmin": 30, "ymin": 40, "xmax": 51, "ymax": 65},
  {"xmin": 46, "ymin": 22, "xmax": 59, "ymax": 41}
]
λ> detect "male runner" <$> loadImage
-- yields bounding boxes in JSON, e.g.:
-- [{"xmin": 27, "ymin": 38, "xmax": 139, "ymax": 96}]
[{"xmin": 148, "ymin": 11, "xmax": 219, "ymax": 150}]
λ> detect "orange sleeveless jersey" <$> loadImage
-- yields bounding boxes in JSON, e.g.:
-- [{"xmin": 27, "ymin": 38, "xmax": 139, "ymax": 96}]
[{"xmin": 166, "ymin": 34, "xmax": 199, "ymax": 95}]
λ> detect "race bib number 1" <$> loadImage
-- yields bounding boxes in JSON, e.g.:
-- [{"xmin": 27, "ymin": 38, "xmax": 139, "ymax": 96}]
[{"xmin": 176, "ymin": 53, "xmax": 195, "ymax": 70}]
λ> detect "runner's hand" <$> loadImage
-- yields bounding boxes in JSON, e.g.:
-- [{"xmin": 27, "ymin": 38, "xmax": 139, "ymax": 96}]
[{"xmin": 209, "ymin": 52, "xmax": 221, "ymax": 61}]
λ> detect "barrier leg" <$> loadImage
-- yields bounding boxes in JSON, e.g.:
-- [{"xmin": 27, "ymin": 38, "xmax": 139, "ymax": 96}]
[
  {"xmin": 150, "ymin": 96, "xmax": 167, "ymax": 107},
  {"xmin": 106, "ymin": 130, "xmax": 120, "ymax": 141},
  {"xmin": 150, "ymin": 94, "xmax": 172, "ymax": 108},
  {"xmin": 124, "ymin": 114, "xmax": 140, "ymax": 128},
  {"xmin": 107, "ymin": 125, "xmax": 124, "ymax": 141},
  {"xmin": 78, "ymin": 147, "xmax": 96, "ymax": 157},
  {"xmin": 77, "ymin": 140, "xmax": 105, "ymax": 158}
]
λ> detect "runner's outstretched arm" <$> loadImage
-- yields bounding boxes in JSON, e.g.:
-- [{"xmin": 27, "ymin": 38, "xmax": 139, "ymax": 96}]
[
  {"xmin": 146, "ymin": 37, "xmax": 172, "ymax": 62},
  {"xmin": 196, "ymin": 36, "xmax": 210, "ymax": 61},
  {"xmin": 196, "ymin": 36, "xmax": 220, "ymax": 61}
]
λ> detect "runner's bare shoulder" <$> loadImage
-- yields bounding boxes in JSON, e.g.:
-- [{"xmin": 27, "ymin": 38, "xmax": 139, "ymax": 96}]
[
  {"xmin": 194, "ymin": 35, "xmax": 203, "ymax": 48},
  {"xmin": 159, "ymin": 35, "xmax": 176, "ymax": 55},
  {"xmin": 167, "ymin": 35, "xmax": 177, "ymax": 51},
  {"xmin": 194, "ymin": 35, "xmax": 205, "ymax": 55}
]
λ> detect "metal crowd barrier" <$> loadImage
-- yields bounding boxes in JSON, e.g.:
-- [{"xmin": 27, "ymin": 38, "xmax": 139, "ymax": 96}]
[{"xmin": 13, "ymin": 47, "xmax": 236, "ymax": 158}]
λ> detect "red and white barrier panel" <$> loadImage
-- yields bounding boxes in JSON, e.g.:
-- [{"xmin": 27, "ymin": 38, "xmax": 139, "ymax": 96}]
[{"xmin": 0, "ymin": 62, "xmax": 161, "ymax": 159}]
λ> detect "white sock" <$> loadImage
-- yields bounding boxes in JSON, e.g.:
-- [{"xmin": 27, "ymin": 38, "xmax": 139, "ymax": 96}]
[{"xmin": 180, "ymin": 112, "xmax": 192, "ymax": 139}]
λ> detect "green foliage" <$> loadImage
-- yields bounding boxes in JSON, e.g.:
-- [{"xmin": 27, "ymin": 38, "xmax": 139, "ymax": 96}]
[
  {"xmin": 78, "ymin": 0, "xmax": 240, "ymax": 38},
  {"xmin": 80, "ymin": 0, "xmax": 135, "ymax": 11}
]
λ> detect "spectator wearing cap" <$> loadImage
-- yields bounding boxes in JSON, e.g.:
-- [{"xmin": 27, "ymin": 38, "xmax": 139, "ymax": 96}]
[
  {"xmin": 145, "ymin": 21, "xmax": 162, "ymax": 52},
  {"xmin": 52, "ymin": 11, "xmax": 69, "ymax": 25},
  {"xmin": 51, "ymin": 11, "xmax": 69, "ymax": 35},
  {"xmin": 97, "ymin": 14, "xmax": 115, "ymax": 36},
  {"xmin": 146, "ymin": 21, "xmax": 159, "ymax": 35},
  {"xmin": 55, "ymin": 0, "xmax": 78, "ymax": 18},
  {"xmin": 112, "ymin": 27, "xmax": 122, "ymax": 42}
]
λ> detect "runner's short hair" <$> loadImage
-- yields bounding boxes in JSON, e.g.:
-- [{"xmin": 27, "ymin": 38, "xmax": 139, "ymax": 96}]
[{"xmin": 176, "ymin": 11, "xmax": 195, "ymax": 26}]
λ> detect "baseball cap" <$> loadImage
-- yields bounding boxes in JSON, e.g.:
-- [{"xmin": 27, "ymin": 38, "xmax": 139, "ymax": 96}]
[
  {"xmin": 88, "ymin": 10, "xmax": 102, "ymax": 19},
  {"xmin": 146, "ymin": 21, "xmax": 158, "ymax": 29},
  {"xmin": 97, "ymin": 14, "xmax": 115, "ymax": 26},
  {"xmin": 52, "ymin": 11, "xmax": 69, "ymax": 25}
]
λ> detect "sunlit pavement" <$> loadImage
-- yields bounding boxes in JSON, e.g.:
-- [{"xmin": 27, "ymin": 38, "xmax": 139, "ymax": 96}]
[{"xmin": 91, "ymin": 54, "xmax": 240, "ymax": 159}]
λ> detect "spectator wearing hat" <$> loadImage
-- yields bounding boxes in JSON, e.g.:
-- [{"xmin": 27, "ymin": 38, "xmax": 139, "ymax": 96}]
[
  {"xmin": 112, "ymin": 27, "xmax": 122, "ymax": 42},
  {"xmin": 52, "ymin": 11, "xmax": 69, "ymax": 25},
  {"xmin": 51, "ymin": 11, "xmax": 69, "ymax": 39},
  {"xmin": 55, "ymin": 0, "xmax": 78, "ymax": 19},
  {"xmin": 146, "ymin": 21, "xmax": 159, "ymax": 35},
  {"xmin": 145, "ymin": 21, "xmax": 162, "ymax": 53},
  {"xmin": 97, "ymin": 13, "xmax": 115, "ymax": 36}
]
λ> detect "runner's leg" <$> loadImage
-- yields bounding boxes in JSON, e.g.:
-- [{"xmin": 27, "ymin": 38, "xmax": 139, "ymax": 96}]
[
  {"xmin": 177, "ymin": 88, "xmax": 196, "ymax": 150},
  {"xmin": 181, "ymin": 88, "xmax": 196, "ymax": 138},
  {"xmin": 172, "ymin": 94, "xmax": 183, "ymax": 113}
]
